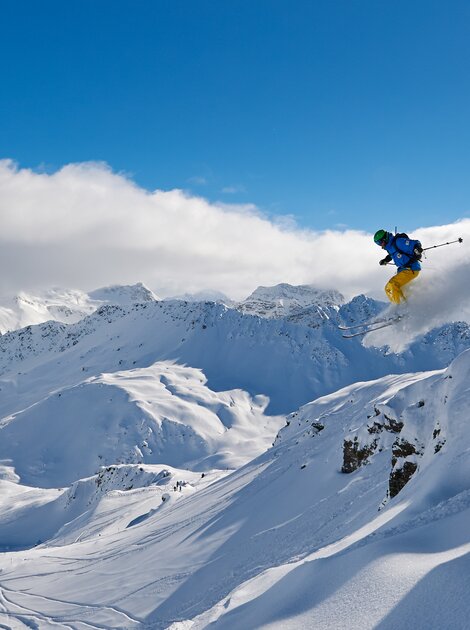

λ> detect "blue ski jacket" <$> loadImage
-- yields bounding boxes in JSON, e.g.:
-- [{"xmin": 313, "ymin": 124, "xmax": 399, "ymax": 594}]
[{"xmin": 384, "ymin": 234, "xmax": 422, "ymax": 271}]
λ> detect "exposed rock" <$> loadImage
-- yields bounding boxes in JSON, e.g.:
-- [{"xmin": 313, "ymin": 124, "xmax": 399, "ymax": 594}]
[
  {"xmin": 342, "ymin": 406, "xmax": 428, "ymax": 502},
  {"xmin": 433, "ymin": 425, "xmax": 446, "ymax": 453},
  {"xmin": 389, "ymin": 461, "xmax": 418, "ymax": 498},
  {"xmin": 367, "ymin": 421, "xmax": 383, "ymax": 435},
  {"xmin": 342, "ymin": 437, "xmax": 378, "ymax": 473},
  {"xmin": 383, "ymin": 414, "xmax": 404, "ymax": 433},
  {"xmin": 391, "ymin": 439, "xmax": 419, "ymax": 466},
  {"xmin": 387, "ymin": 436, "xmax": 425, "ymax": 498}
]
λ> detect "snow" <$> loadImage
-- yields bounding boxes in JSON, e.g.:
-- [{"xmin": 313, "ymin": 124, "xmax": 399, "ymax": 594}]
[
  {"xmin": 0, "ymin": 282, "xmax": 158, "ymax": 333},
  {"xmin": 2, "ymin": 282, "xmax": 470, "ymax": 628},
  {"xmin": 237, "ymin": 282, "xmax": 344, "ymax": 325},
  {"xmin": 1, "ymin": 292, "xmax": 469, "ymax": 419},
  {"xmin": 0, "ymin": 363, "xmax": 281, "ymax": 487},
  {"xmin": 88, "ymin": 282, "xmax": 159, "ymax": 305},
  {"xmin": 166, "ymin": 289, "xmax": 234, "ymax": 305}
]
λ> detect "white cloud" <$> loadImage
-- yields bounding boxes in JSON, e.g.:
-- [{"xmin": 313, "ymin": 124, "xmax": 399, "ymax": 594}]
[{"xmin": 0, "ymin": 159, "xmax": 468, "ymax": 304}]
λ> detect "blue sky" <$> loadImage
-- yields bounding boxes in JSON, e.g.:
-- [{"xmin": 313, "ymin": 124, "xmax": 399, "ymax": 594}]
[{"xmin": 1, "ymin": 0, "xmax": 470, "ymax": 231}]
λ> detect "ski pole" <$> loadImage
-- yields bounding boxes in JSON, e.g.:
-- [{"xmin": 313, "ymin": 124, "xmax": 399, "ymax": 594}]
[
  {"xmin": 422, "ymin": 237, "xmax": 463, "ymax": 252},
  {"xmin": 382, "ymin": 237, "xmax": 463, "ymax": 265}
]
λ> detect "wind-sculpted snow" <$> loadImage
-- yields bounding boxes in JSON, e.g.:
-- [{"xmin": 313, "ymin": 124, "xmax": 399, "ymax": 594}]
[
  {"xmin": 3, "ymin": 351, "xmax": 470, "ymax": 627},
  {"xmin": 0, "ymin": 363, "xmax": 280, "ymax": 487}
]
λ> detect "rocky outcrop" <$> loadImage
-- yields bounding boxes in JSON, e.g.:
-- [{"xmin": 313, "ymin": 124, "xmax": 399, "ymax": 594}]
[
  {"xmin": 389, "ymin": 460, "xmax": 418, "ymax": 498},
  {"xmin": 388, "ymin": 438, "xmax": 423, "ymax": 498},
  {"xmin": 342, "ymin": 405, "xmax": 428, "ymax": 501},
  {"xmin": 342, "ymin": 437, "xmax": 379, "ymax": 473}
]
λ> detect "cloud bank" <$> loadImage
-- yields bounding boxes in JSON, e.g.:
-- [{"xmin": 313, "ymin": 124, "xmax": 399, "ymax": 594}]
[{"xmin": 0, "ymin": 160, "xmax": 468, "ymax": 305}]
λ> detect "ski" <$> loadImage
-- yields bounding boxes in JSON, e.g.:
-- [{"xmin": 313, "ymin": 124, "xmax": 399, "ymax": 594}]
[
  {"xmin": 342, "ymin": 316, "xmax": 403, "ymax": 338},
  {"xmin": 338, "ymin": 312, "xmax": 405, "ymax": 331},
  {"xmin": 338, "ymin": 316, "xmax": 392, "ymax": 331}
]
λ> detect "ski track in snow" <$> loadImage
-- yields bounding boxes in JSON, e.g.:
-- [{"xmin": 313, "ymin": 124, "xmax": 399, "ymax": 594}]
[{"xmin": 0, "ymin": 581, "xmax": 140, "ymax": 629}]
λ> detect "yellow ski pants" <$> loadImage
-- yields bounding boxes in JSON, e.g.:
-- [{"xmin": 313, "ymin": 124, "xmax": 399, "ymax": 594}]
[{"xmin": 385, "ymin": 269, "xmax": 420, "ymax": 304}]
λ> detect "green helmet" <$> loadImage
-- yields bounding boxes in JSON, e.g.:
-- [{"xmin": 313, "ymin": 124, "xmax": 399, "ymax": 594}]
[{"xmin": 374, "ymin": 229, "xmax": 388, "ymax": 245}]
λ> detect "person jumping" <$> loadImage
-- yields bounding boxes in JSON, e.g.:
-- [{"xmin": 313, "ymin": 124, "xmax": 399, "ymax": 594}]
[{"xmin": 373, "ymin": 229, "xmax": 423, "ymax": 304}]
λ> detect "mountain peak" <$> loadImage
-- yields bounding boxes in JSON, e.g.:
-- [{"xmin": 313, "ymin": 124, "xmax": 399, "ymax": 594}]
[
  {"xmin": 88, "ymin": 282, "xmax": 160, "ymax": 304},
  {"xmin": 0, "ymin": 283, "xmax": 160, "ymax": 334},
  {"xmin": 166, "ymin": 289, "xmax": 233, "ymax": 305},
  {"xmin": 247, "ymin": 282, "xmax": 344, "ymax": 304},
  {"xmin": 237, "ymin": 282, "xmax": 344, "ymax": 322}
]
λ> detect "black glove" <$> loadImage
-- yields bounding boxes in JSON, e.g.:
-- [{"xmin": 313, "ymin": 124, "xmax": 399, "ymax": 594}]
[
  {"xmin": 413, "ymin": 245, "xmax": 423, "ymax": 260},
  {"xmin": 379, "ymin": 255, "xmax": 391, "ymax": 266}
]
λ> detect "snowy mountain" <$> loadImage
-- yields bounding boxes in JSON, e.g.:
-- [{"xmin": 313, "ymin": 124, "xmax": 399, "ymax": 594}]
[
  {"xmin": 0, "ymin": 362, "xmax": 281, "ymax": 488},
  {"xmin": 0, "ymin": 288, "xmax": 97, "ymax": 333},
  {"xmin": 237, "ymin": 282, "xmax": 345, "ymax": 327},
  {"xmin": 2, "ymin": 349, "xmax": 470, "ymax": 627},
  {"xmin": 88, "ymin": 282, "xmax": 159, "ymax": 305},
  {"xmin": 2, "ymin": 282, "xmax": 470, "ymax": 627},
  {"xmin": 0, "ymin": 282, "xmax": 158, "ymax": 333},
  {"xmin": 167, "ymin": 289, "xmax": 234, "ymax": 305}
]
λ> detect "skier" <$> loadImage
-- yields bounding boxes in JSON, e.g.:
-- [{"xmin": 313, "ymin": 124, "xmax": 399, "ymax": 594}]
[{"xmin": 373, "ymin": 229, "xmax": 423, "ymax": 304}]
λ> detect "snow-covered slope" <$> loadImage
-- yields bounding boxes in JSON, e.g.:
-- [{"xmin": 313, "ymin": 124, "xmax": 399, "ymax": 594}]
[
  {"xmin": 190, "ymin": 351, "xmax": 470, "ymax": 629},
  {"xmin": 2, "ymin": 351, "xmax": 470, "ymax": 628},
  {"xmin": 0, "ymin": 362, "xmax": 279, "ymax": 487},
  {"xmin": 0, "ymin": 282, "xmax": 158, "ymax": 333},
  {"xmin": 0, "ymin": 463, "xmax": 224, "ymax": 552}
]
